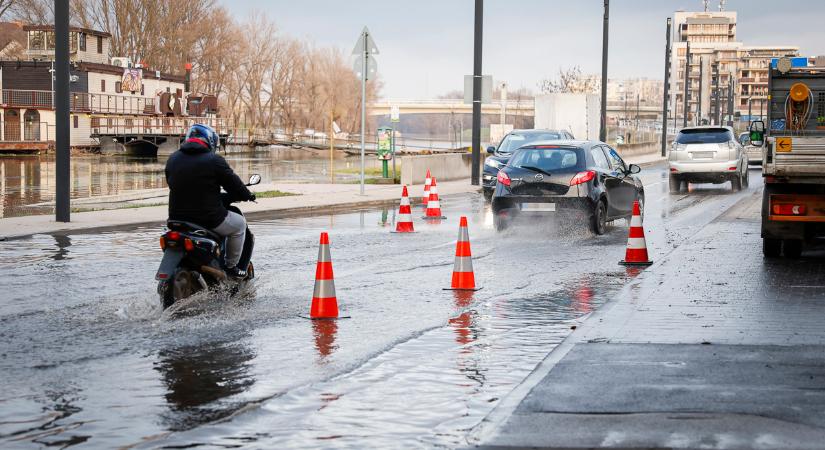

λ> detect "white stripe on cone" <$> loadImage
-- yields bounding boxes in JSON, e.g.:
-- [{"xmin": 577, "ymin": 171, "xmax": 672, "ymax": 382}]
[
  {"xmin": 630, "ymin": 215, "xmax": 643, "ymax": 227},
  {"xmin": 626, "ymin": 237, "xmax": 648, "ymax": 248}
]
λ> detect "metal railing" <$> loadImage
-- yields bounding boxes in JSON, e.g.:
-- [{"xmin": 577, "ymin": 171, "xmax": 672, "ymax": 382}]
[
  {"xmin": 91, "ymin": 116, "xmax": 230, "ymax": 136},
  {"xmin": 2, "ymin": 89, "xmax": 156, "ymax": 115},
  {"xmin": 1, "ymin": 120, "xmax": 53, "ymax": 142}
]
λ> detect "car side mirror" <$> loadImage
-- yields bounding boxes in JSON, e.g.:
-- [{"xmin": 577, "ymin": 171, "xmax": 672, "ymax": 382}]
[
  {"xmin": 627, "ymin": 164, "xmax": 641, "ymax": 174},
  {"xmin": 248, "ymin": 174, "xmax": 261, "ymax": 185},
  {"xmin": 486, "ymin": 146, "xmax": 496, "ymax": 154}
]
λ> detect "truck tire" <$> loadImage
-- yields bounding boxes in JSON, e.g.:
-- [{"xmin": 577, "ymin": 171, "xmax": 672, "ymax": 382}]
[
  {"xmin": 669, "ymin": 175, "xmax": 682, "ymax": 193},
  {"xmin": 763, "ymin": 238, "xmax": 781, "ymax": 258},
  {"xmin": 783, "ymin": 239, "xmax": 803, "ymax": 259}
]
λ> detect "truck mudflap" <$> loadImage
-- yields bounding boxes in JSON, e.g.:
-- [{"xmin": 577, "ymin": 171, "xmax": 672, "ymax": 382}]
[
  {"xmin": 156, "ymin": 249, "xmax": 184, "ymax": 281},
  {"xmin": 767, "ymin": 194, "xmax": 825, "ymax": 223}
]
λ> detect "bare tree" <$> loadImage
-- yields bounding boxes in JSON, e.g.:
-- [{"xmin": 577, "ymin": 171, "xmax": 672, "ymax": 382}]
[{"xmin": 538, "ymin": 66, "xmax": 600, "ymax": 94}]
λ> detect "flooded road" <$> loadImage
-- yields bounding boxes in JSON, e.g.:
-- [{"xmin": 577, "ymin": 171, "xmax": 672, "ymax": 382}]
[{"xmin": 0, "ymin": 165, "xmax": 763, "ymax": 448}]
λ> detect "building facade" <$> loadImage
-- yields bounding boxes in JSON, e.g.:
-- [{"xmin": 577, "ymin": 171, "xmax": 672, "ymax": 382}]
[{"xmin": 670, "ymin": 10, "xmax": 798, "ymax": 126}]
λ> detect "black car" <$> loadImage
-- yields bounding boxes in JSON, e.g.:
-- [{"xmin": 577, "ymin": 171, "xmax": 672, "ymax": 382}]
[
  {"xmin": 491, "ymin": 140, "xmax": 644, "ymax": 234},
  {"xmin": 483, "ymin": 129, "xmax": 574, "ymax": 200}
]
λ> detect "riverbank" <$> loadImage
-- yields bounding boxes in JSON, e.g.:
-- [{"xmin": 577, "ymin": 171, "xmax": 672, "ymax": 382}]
[{"xmin": 469, "ymin": 189, "xmax": 825, "ymax": 449}]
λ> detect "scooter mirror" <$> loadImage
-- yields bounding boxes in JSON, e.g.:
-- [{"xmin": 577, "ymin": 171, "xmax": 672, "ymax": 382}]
[{"xmin": 248, "ymin": 174, "xmax": 262, "ymax": 185}]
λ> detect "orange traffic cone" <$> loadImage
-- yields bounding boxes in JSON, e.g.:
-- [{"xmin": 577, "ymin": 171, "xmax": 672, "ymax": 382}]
[
  {"xmin": 422, "ymin": 169, "xmax": 432, "ymax": 205},
  {"xmin": 310, "ymin": 232, "xmax": 340, "ymax": 318},
  {"xmin": 619, "ymin": 200, "xmax": 653, "ymax": 266},
  {"xmin": 392, "ymin": 185, "xmax": 416, "ymax": 233},
  {"xmin": 445, "ymin": 216, "xmax": 481, "ymax": 291},
  {"xmin": 423, "ymin": 177, "xmax": 447, "ymax": 220}
]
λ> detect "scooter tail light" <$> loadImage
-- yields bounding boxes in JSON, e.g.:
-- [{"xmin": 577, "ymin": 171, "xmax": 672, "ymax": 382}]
[
  {"xmin": 159, "ymin": 236, "xmax": 166, "ymax": 250},
  {"xmin": 184, "ymin": 238, "xmax": 195, "ymax": 252},
  {"xmin": 497, "ymin": 170, "xmax": 511, "ymax": 186},
  {"xmin": 570, "ymin": 170, "xmax": 596, "ymax": 186},
  {"xmin": 166, "ymin": 231, "xmax": 180, "ymax": 240}
]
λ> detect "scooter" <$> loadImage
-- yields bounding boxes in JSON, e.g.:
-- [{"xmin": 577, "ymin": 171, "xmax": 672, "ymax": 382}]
[{"xmin": 155, "ymin": 174, "xmax": 261, "ymax": 309}]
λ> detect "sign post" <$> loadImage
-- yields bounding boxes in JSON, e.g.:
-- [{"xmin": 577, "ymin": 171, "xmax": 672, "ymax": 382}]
[
  {"xmin": 353, "ymin": 27, "xmax": 379, "ymax": 195},
  {"xmin": 55, "ymin": 0, "xmax": 70, "ymax": 222},
  {"xmin": 391, "ymin": 105, "xmax": 400, "ymax": 182}
]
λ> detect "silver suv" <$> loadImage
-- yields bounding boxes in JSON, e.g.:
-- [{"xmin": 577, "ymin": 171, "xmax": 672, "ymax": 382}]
[{"xmin": 668, "ymin": 126, "xmax": 749, "ymax": 193}]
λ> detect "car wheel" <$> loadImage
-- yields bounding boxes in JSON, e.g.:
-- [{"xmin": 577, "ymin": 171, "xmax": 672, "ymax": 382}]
[
  {"xmin": 783, "ymin": 239, "xmax": 803, "ymax": 258},
  {"xmin": 668, "ymin": 174, "xmax": 681, "ymax": 194},
  {"xmin": 742, "ymin": 169, "xmax": 749, "ymax": 188},
  {"xmin": 731, "ymin": 174, "xmax": 742, "ymax": 192},
  {"xmin": 493, "ymin": 214, "xmax": 508, "ymax": 232},
  {"xmin": 591, "ymin": 200, "xmax": 607, "ymax": 235},
  {"xmin": 763, "ymin": 238, "xmax": 781, "ymax": 257}
]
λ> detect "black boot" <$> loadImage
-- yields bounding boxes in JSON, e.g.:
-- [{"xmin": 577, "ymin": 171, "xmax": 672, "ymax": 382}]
[{"xmin": 226, "ymin": 265, "xmax": 247, "ymax": 280}]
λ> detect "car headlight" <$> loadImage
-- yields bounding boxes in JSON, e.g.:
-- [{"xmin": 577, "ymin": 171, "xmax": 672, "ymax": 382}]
[{"xmin": 485, "ymin": 158, "xmax": 502, "ymax": 169}]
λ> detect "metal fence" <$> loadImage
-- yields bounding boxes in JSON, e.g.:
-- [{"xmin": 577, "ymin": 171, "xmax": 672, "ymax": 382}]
[
  {"xmin": 91, "ymin": 116, "xmax": 231, "ymax": 136},
  {"xmin": 2, "ymin": 89, "xmax": 156, "ymax": 115}
]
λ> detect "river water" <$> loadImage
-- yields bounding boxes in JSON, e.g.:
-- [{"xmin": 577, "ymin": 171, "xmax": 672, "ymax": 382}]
[{"xmin": 0, "ymin": 146, "xmax": 392, "ymax": 218}]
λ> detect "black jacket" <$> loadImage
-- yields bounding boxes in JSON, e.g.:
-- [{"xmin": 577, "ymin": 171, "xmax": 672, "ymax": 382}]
[{"xmin": 165, "ymin": 141, "xmax": 253, "ymax": 229}]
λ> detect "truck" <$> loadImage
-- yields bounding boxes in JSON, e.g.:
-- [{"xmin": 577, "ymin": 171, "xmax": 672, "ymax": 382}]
[
  {"xmin": 533, "ymin": 93, "xmax": 600, "ymax": 140},
  {"xmin": 755, "ymin": 56, "xmax": 825, "ymax": 258}
]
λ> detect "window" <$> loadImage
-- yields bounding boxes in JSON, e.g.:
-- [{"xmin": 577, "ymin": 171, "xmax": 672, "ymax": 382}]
[
  {"xmin": 79, "ymin": 33, "xmax": 86, "ymax": 51},
  {"xmin": 46, "ymin": 32, "xmax": 55, "ymax": 50},
  {"xmin": 91, "ymin": 117, "xmax": 100, "ymax": 128},
  {"xmin": 590, "ymin": 147, "xmax": 610, "ymax": 170},
  {"xmin": 496, "ymin": 132, "xmax": 562, "ymax": 155},
  {"xmin": 73, "ymin": 115, "xmax": 78, "ymax": 128},
  {"xmin": 675, "ymin": 128, "xmax": 733, "ymax": 144},
  {"xmin": 115, "ymin": 81, "xmax": 122, "ymax": 93},
  {"xmin": 509, "ymin": 148, "xmax": 581, "ymax": 172},
  {"xmin": 96, "ymin": 35, "xmax": 103, "ymax": 54},
  {"xmin": 29, "ymin": 30, "xmax": 45, "ymax": 50},
  {"xmin": 604, "ymin": 146, "xmax": 626, "ymax": 172},
  {"xmin": 100, "ymin": 79, "xmax": 105, "ymax": 92},
  {"xmin": 125, "ymin": 118, "xmax": 134, "ymax": 128}
]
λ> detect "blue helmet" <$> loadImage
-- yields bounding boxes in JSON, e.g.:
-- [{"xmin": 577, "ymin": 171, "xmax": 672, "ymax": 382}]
[{"xmin": 185, "ymin": 123, "xmax": 219, "ymax": 152}]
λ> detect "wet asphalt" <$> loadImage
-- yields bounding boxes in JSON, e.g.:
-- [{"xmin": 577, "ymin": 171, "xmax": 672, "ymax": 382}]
[{"xmin": 0, "ymin": 163, "xmax": 765, "ymax": 448}]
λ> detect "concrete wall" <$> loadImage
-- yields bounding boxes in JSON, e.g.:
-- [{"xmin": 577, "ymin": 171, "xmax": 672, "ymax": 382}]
[{"xmin": 400, "ymin": 152, "xmax": 483, "ymax": 185}]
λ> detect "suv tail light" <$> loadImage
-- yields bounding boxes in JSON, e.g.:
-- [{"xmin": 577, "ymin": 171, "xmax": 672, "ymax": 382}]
[
  {"xmin": 497, "ymin": 170, "xmax": 511, "ymax": 186},
  {"xmin": 570, "ymin": 170, "xmax": 596, "ymax": 186}
]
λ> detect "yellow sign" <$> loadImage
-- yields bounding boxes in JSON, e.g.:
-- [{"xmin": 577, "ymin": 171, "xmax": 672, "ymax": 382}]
[{"xmin": 776, "ymin": 137, "xmax": 792, "ymax": 153}]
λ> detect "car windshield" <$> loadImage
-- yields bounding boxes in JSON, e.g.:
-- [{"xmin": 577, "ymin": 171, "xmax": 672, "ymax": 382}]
[
  {"xmin": 508, "ymin": 147, "xmax": 581, "ymax": 172},
  {"xmin": 497, "ymin": 132, "xmax": 562, "ymax": 154},
  {"xmin": 676, "ymin": 128, "xmax": 733, "ymax": 144}
]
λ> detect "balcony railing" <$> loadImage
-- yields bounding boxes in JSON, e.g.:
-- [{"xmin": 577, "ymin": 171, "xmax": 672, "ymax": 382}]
[
  {"xmin": 2, "ymin": 89, "xmax": 156, "ymax": 115},
  {"xmin": 91, "ymin": 116, "xmax": 231, "ymax": 136}
]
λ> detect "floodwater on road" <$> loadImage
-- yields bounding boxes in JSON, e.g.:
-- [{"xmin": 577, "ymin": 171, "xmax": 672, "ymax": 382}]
[{"xmin": 0, "ymin": 165, "xmax": 763, "ymax": 448}]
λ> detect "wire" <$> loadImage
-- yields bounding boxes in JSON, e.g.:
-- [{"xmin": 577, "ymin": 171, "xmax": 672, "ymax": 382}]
[{"xmin": 785, "ymin": 90, "xmax": 813, "ymax": 132}]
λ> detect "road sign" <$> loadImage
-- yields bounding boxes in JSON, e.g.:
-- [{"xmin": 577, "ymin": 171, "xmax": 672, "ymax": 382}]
[
  {"xmin": 353, "ymin": 55, "xmax": 377, "ymax": 80},
  {"xmin": 776, "ymin": 137, "xmax": 792, "ymax": 153},
  {"xmin": 352, "ymin": 26, "xmax": 379, "ymax": 56},
  {"xmin": 464, "ymin": 75, "xmax": 492, "ymax": 104},
  {"xmin": 390, "ymin": 105, "xmax": 400, "ymax": 123}
]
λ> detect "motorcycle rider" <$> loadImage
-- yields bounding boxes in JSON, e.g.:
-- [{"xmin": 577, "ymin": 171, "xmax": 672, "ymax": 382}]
[{"xmin": 165, "ymin": 124, "xmax": 255, "ymax": 279}]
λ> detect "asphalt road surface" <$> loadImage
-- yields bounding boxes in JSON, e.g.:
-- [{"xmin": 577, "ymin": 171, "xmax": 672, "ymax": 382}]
[{"xmin": 0, "ymin": 163, "xmax": 764, "ymax": 448}]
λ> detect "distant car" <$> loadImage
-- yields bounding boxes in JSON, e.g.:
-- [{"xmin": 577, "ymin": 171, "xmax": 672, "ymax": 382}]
[
  {"xmin": 491, "ymin": 140, "xmax": 644, "ymax": 234},
  {"xmin": 669, "ymin": 126, "xmax": 748, "ymax": 193},
  {"xmin": 483, "ymin": 129, "xmax": 574, "ymax": 200},
  {"xmin": 738, "ymin": 131, "xmax": 763, "ymax": 165}
]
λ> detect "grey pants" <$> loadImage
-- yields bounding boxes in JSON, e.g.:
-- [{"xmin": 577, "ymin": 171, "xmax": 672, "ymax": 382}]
[{"xmin": 212, "ymin": 211, "xmax": 246, "ymax": 268}]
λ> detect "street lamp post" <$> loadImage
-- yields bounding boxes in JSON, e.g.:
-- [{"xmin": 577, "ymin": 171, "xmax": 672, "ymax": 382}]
[
  {"xmin": 661, "ymin": 17, "xmax": 671, "ymax": 157},
  {"xmin": 683, "ymin": 40, "xmax": 690, "ymax": 128},
  {"xmin": 599, "ymin": 0, "xmax": 609, "ymax": 142},
  {"xmin": 470, "ymin": 0, "xmax": 483, "ymax": 185},
  {"xmin": 55, "ymin": 0, "xmax": 70, "ymax": 222}
]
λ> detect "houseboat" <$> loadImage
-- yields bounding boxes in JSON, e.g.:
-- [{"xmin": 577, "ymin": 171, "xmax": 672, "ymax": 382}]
[{"xmin": 0, "ymin": 24, "xmax": 224, "ymax": 156}]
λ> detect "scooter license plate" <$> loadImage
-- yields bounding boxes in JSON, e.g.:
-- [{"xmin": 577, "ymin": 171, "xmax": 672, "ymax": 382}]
[{"xmin": 521, "ymin": 203, "xmax": 556, "ymax": 212}]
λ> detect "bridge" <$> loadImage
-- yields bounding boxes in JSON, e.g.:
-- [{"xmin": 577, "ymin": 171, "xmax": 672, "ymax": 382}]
[{"xmin": 369, "ymin": 99, "xmax": 662, "ymax": 118}]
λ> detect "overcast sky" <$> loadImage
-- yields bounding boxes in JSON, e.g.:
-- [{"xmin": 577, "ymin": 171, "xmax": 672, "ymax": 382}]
[{"xmin": 221, "ymin": 0, "xmax": 825, "ymax": 99}]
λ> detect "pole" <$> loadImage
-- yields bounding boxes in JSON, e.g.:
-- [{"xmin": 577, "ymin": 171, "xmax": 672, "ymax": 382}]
[
  {"xmin": 635, "ymin": 93, "xmax": 640, "ymax": 131},
  {"xmin": 55, "ymin": 0, "xmax": 70, "ymax": 222},
  {"xmin": 329, "ymin": 108, "xmax": 334, "ymax": 184},
  {"xmin": 683, "ymin": 41, "xmax": 690, "ymax": 128},
  {"xmin": 391, "ymin": 127, "xmax": 396, "ymax": 182},
  {"xmin": 748, "ymin": 96, "xmax": 752, "ymax": 123},
  {"xmin": 599, "ymin": 0, "xmax": 609, "ymax": 142},
  {"xmin": 471, "ymin": 0, "xmax": 483, "ymax": 185},
  {"xmin": 713, "ymin": 62, "xmax": 720, "ymax": 125},
  {"xmin": 359, "ymin": 31, "xmax": 367, "ymax": 195},
  {"xmin": 661, "ymin": 17, "xmax": 671, "ymax": 156},
  {"xmin": 697, "ymin": 57, "xmax": 703, "ymax": 125}
]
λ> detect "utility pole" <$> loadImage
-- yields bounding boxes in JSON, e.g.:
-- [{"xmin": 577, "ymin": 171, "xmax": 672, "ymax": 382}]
[
  {"xmin": 661, "ymin": 17, "xmax": 671, "ymax": 157},
  {"xmin": 599, "ymin": 0, "xmax": 609, "ymax": 142},
  {"xmin": 728, "ymin": 72, "xmax": 735, "ymax": 127},
  {"xmin": 712, "ymin": 62, "xmax": 720, "ymax": 125},
  {"xmin": 471, "ymin": 0, "xmax": 483, "ymax": 185},
  {"xmin": 635, "ymin": 93, "xmax": 640, "ymax": 131},
  {"xmin": 683, "ymin": 41, "xmax": 690, "ymax": 128},
  {"xmin": 697, "ymin": 56, "xmax": 703, "ymax": 125},
  {"xmin": 55, "ymin": 0, "xmax": 70, "ymax": 222}
]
